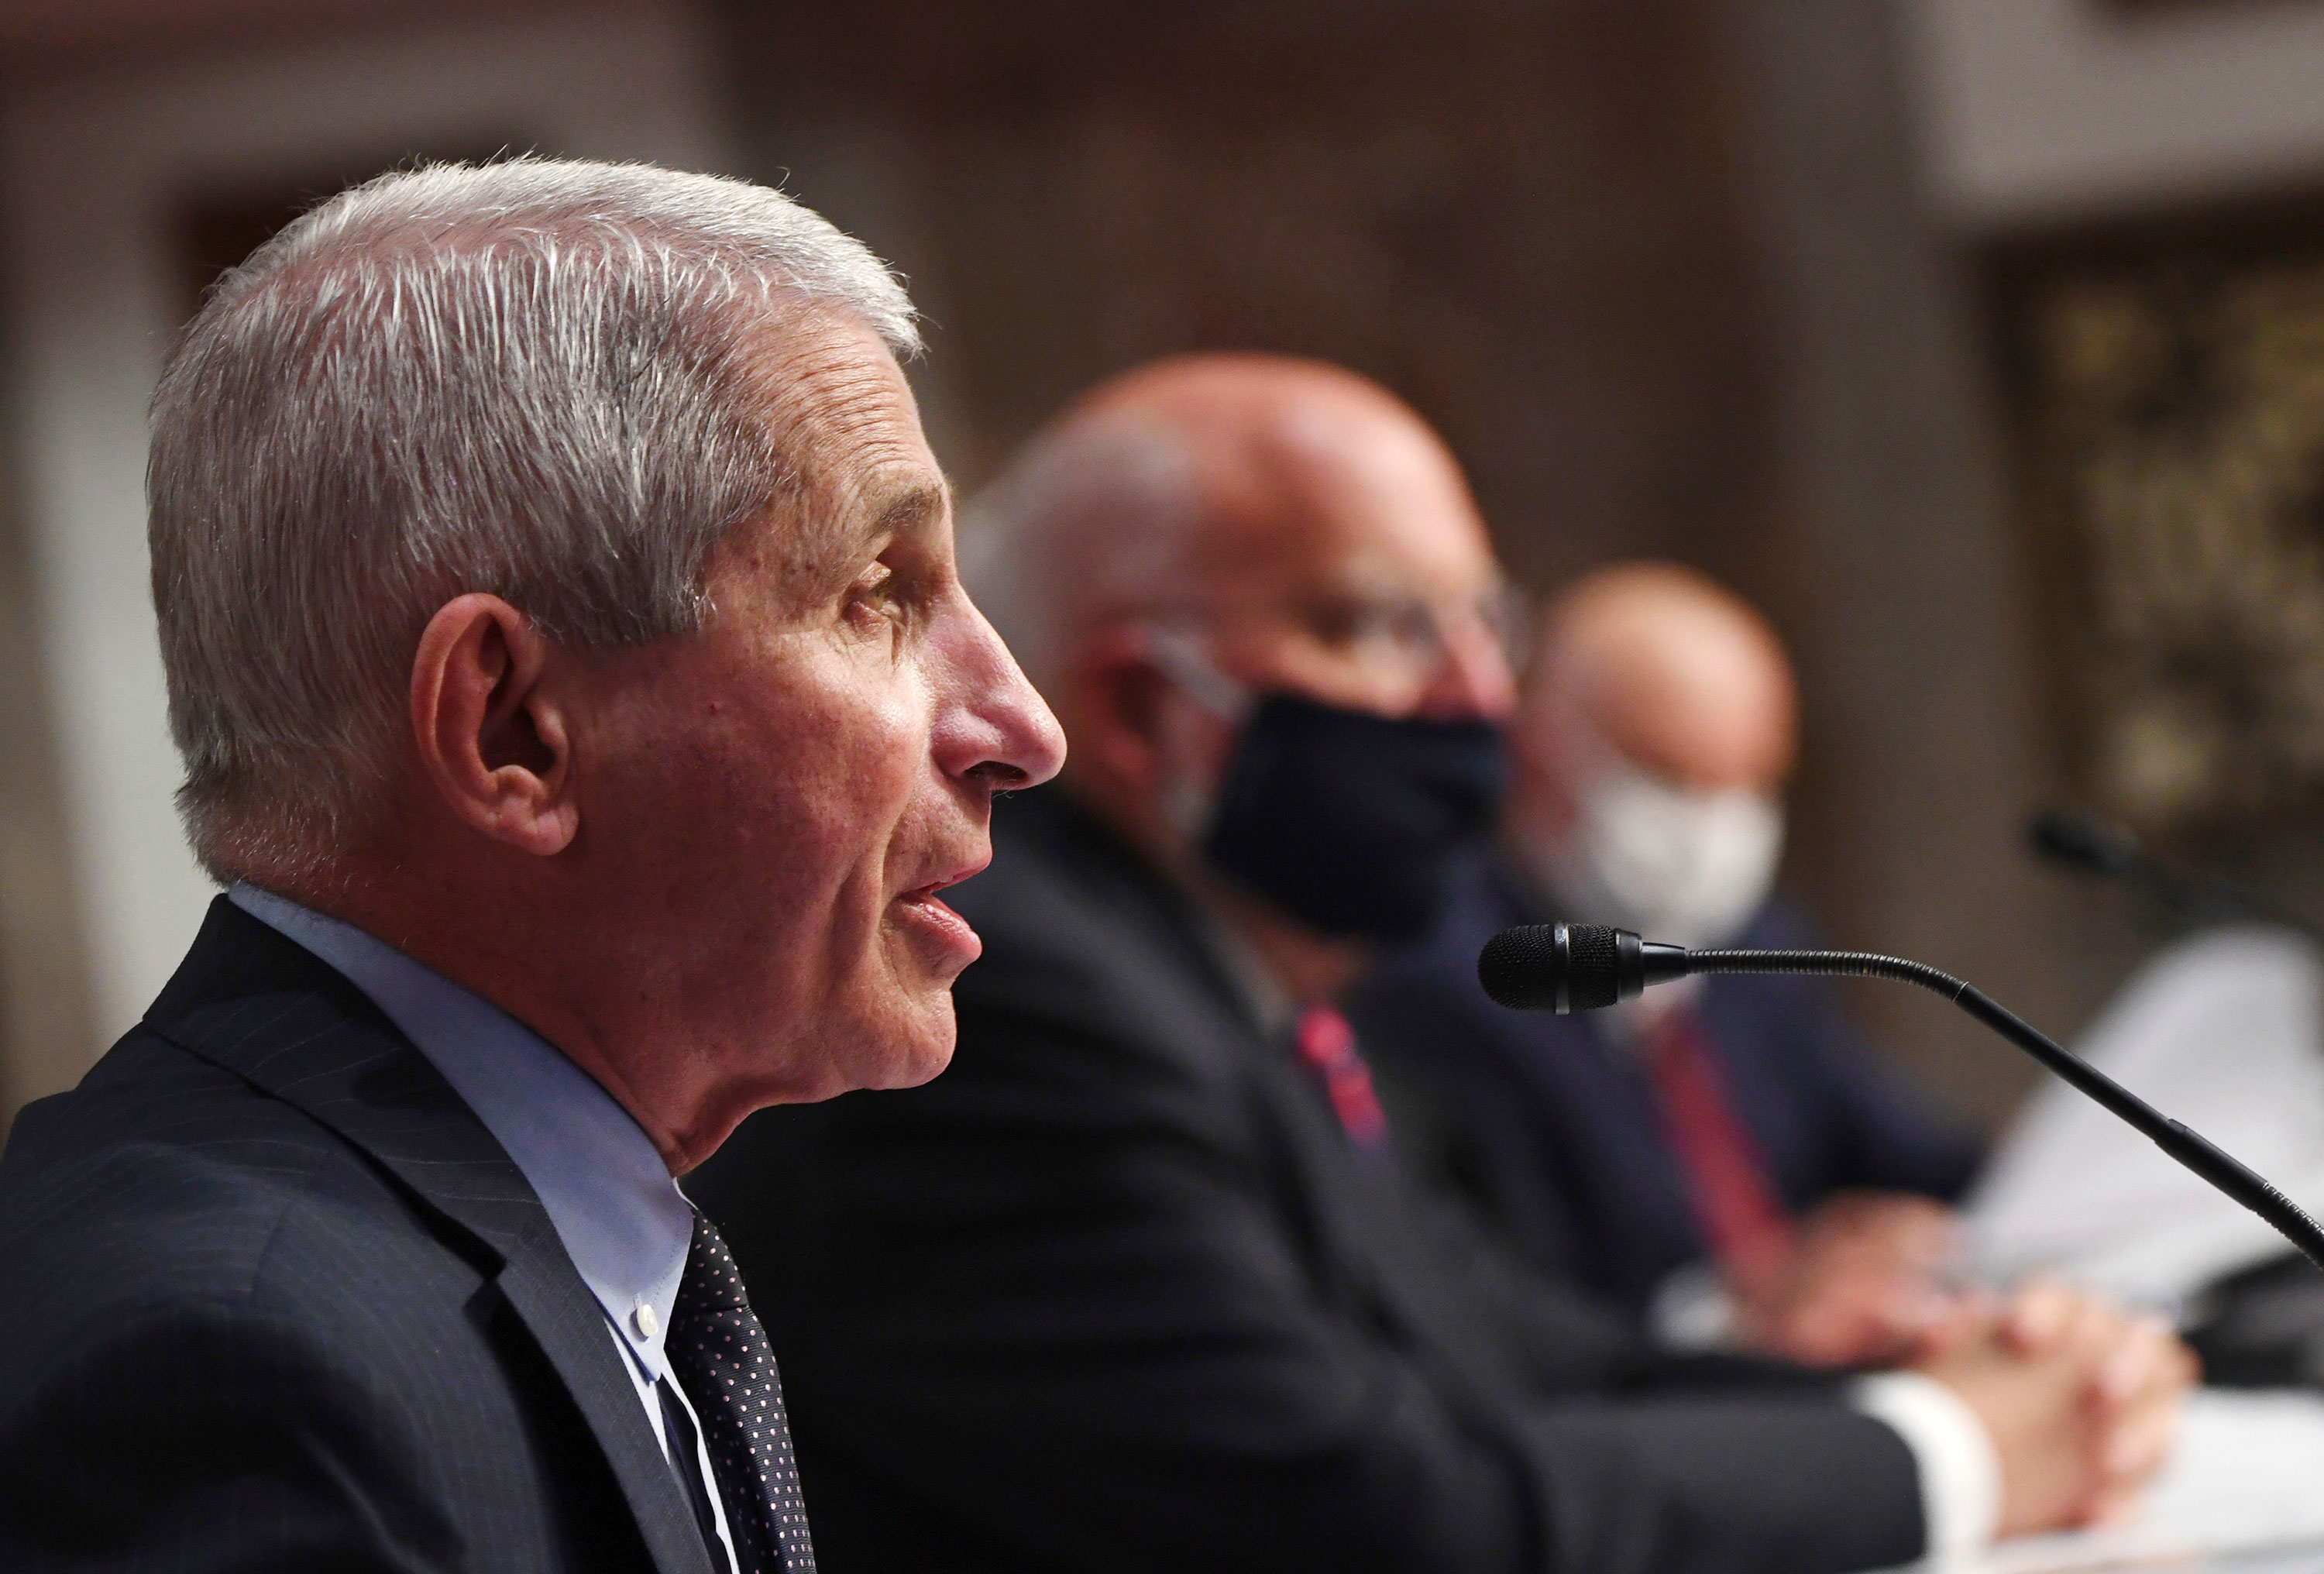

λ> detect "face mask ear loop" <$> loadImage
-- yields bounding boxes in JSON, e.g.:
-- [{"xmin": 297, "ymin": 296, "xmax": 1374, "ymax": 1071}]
[
  {"xmin": 1138, "ymin": 620, "xmax": 1257, "ymax": 851},
  {"xmin": 1141, "ymin": 621, "xmax": 1257, "ymax": 727}
]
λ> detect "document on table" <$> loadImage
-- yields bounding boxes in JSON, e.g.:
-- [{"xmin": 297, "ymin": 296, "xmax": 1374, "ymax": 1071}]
[
  {"xmin": 1966, "ymin": 926, "xmax": 2324, "ymax": 1311},
  {"xmin": 1870, "ymin": 1388, "xmax": 2324, "ymax": 1573}
]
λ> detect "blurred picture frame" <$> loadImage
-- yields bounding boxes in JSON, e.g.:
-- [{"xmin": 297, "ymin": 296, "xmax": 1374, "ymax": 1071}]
[{"xmin": 1985, "ymin": 191, "xmax": 2324, "ymax": 835}]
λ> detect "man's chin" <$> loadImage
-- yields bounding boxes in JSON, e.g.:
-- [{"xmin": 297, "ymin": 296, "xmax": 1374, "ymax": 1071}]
[
  {"xmin": 854, "ymin": 992, "xmax": 959, "ymax": 1092},
  {"xmin": 872, "ymin": 1040, "xmax": 955, "ymax": 1091}
]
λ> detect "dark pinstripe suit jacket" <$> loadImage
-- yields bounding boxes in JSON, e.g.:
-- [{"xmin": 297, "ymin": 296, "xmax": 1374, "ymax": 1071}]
[{"xmin": 0, "ymin": 898, "xmax": 721, "ymax": 1574}]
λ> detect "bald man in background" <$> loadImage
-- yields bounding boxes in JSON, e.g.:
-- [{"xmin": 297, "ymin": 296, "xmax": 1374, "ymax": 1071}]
[
  {"xmin": 690, "ymin": 358, "xmax": 2189, "ymax": 1574},
  {"xmin": 1353, "ymin": 565, "xmax": 1985, "ymax": 1366}
]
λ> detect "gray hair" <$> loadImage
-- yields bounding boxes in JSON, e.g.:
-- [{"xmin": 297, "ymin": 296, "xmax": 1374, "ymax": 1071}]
[
  {"xmin": 957, "ymin": 413, "xmax": 1204, "ymax": 696},
  {"xmin": 150, "ymin": 157, "xmax": 917, "ymax": 882}
]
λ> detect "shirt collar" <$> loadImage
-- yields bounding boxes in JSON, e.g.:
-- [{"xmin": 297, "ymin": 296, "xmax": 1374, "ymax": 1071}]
[
  {"xmin": 1187, "ymin": 900, "xmax": 1299, "ymax": 1039},
  {"xmin": 227, "ymin": 882, "xmax": 693, "ymax": 1380}
]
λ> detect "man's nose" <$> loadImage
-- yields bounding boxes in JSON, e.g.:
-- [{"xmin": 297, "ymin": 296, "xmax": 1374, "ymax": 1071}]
[
  {"xmin": 1414, "ymin": 612, "xmax": 1518, "ymax": 724},
  {"xmin": 949, "ymin": 609, "xmax": 1068, "ymax": 791}
]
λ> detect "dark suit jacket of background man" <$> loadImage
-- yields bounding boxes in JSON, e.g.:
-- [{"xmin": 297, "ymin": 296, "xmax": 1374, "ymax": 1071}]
[
  {"xmin": 1348, "ymin": 863, "xmax": 1984, "ymax": 1319},
  {"xmin": 0, "ymin": 901, "xmax": 726, "ymax": 1574},
  {"xmin": 688, "ymin": 788, "xmax": 1927, "ymax": 1574}
]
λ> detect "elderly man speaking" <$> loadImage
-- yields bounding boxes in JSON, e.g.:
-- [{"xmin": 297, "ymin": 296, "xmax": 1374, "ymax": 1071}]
[{"xmin": 0, "ymin": 160, "xmax": 1063, "ymax": 1573}]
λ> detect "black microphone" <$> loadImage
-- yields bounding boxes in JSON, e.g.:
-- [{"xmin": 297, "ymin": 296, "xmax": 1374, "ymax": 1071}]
[
  {"xmin": 2030, "ymin": 805, "xmax": 2324, "ymax": 945},
  {"xmin": 2028, "ymin": 806, "xmax": 2144, "ymax": 878},
  {"xmin": 1477, "ymin": 921, "xmax": 2324, "ymax": 1273}
]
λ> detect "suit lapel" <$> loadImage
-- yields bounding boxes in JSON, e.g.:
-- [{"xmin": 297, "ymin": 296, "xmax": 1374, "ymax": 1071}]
[
  {"xmin": 1047, "ymin": 809, "xmax": 1539, "ymax": 1411},
  {"xmin": 148, "ymin": 899, "xmax": 715, "ymax": 1574},
  {"xmin": 1127, "ymin": 862, "xmax": 1568, "ymax": 1412},
  {"xmin": 495, "ymin": 1231, "xmax": 721, "ymax": 1574}
]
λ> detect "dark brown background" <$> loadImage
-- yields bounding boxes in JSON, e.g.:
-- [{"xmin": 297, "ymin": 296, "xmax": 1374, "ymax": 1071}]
[
  {"xmin": 721, "ymin": 0, "xmax": 1786, "ymax": 595},
  {"xmin": 0, "ymin": 0, "xmax": 2198, "ymax": 1129}
]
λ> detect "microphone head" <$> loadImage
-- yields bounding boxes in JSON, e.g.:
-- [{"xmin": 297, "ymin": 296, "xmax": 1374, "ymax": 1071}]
[
  {"xmin": 2029, "ymin": 806, "xmax": 2142, "ymax": 878},
  {"xmin": 1477, "ymin": 923, "xmax": 1628, "ymax": 1013}
]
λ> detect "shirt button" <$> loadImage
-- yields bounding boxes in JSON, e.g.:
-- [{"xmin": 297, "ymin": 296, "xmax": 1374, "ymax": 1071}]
[{"xmin": 633, "ymin": 1302, "xmax": 658, "ymax": 1339}]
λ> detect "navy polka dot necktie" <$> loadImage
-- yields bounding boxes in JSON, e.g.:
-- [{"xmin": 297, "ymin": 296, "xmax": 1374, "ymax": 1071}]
[{"xmin": 667, "ymin": 1213, "xmax": 816, "ymax": 1573}]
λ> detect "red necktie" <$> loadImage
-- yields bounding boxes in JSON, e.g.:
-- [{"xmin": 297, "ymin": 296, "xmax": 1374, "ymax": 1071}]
[
  {"xmin": 1641, "ymin": 1004, "xmax": 1793, "ymax": 1283},
  {"xmin": 1293, "ymin": 1004, "xmax": 1389, "ymax": 1150}
]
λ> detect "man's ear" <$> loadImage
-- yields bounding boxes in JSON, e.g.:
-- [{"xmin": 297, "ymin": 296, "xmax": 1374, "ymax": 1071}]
[
  {"xmin": 1066, "ymin": 624, "xmax": 1174, "ymax": 800},
  {"xmin": 409, "ymin": 593, "xmax": 579, "ymax": 856}
]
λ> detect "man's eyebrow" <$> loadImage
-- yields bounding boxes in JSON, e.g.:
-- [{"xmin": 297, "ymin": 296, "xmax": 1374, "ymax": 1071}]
[{"xmin": 862, "ymin": 477, "xmax": 952, "ymax": 545}]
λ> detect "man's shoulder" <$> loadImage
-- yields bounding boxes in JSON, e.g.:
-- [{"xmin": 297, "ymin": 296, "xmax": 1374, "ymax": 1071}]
[
  {"xmin": 1353, "ymin": 858, "xmax": 1559, "ymax": 1040},
  {"xmin": 0, "ymin": 1026, "xmax": 452, "ymax": 1337},
  {"xmin": 1368, "ymin": 856, "xmax": 1528, "ymax": 983},
  {"xmin": 951, "ymin": 789, "xmax": 1236, "ymax": 1032},
  {"xmin": 0, "ymin": 899, "xmax": 511, "ymax": 1366},
  {"xmin": 1700, "ymin": 895, "xmax": 1856, "ymax": 1029},
  {"xmin": 1729, "ymin": 894, "xmax": 1820, "ymax": 954},
  {"xmin": 951, "ymin": 790, "xmax": 1162, "ymax": 949},
  {"xmin": 0, "ymin": 1033, "xmax": 600, "ymax": 1573},
  {"xmin": 4, "ymin": 1022, "xmax": 342, "ymax": 1226}
]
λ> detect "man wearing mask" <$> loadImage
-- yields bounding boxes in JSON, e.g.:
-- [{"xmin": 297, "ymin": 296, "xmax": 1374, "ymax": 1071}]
[
  {"xmin": 689, "ymin": 356, "xmax": 2190, "ymax": 1574},
  {"xmin": 1352, "ymin": 564, "xmax": 1985, "ymax": 1369}
]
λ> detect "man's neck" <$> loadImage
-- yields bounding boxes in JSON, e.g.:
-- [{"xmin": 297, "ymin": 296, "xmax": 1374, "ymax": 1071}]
[
  {"xmin": 249, "ymin": 857, "xmax": 717, "ymax": 1174},
  {"xmin": 1195, "ymin": 877, "xmax": 1367, "ymax": 1009},
  {"xmin": 1063, "ymin": 777, "xmax": 1369, "ymax": 1011}
]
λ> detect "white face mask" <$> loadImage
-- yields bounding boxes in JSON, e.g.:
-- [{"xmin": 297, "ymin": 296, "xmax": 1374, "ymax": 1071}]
[{"xmin": 1518, "ymin": 733, "xmax": 1785, "ymax": 952}]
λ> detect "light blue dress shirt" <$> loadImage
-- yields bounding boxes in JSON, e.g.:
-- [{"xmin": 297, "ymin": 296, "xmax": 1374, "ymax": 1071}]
[{"xmin": 229, "ymin": 883, "xmax": 737, "ymax": 1567}]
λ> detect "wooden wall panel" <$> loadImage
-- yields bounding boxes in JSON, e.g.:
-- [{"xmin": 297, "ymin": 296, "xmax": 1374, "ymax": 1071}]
[{"xmin": 720, "ymin": 0, "xmax": 1786, "ymax": 600}]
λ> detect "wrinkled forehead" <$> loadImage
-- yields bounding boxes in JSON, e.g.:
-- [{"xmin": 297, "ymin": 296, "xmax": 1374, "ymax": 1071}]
[{"xmin": 721, "ymin": 308, "xmax": 947, "ymax": 591}]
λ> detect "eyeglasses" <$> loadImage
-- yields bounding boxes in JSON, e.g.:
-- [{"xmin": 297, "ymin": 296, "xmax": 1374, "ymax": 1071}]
[
  {"xmin": 1139, "ymin": 580, "xmax": 1532, "ymax": 697},
  {"xmin": 1294, "ymin": 582, "xmax": 1532, "ymax": 686}
]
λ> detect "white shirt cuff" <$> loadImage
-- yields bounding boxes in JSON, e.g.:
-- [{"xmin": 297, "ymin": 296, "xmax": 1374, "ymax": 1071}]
[{"xmin": 1847, "ymin": 1371, "xmax": 2003, "ymax": 1561}]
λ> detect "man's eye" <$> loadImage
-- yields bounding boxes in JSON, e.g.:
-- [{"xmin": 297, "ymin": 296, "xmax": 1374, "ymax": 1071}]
[
  {"xmin": 1308, "ymin": 599, "xmax": 1374, "ymax": 647},
  {"xmin": 845, "ymin": 563, "xmax": 903, "ymax": 628},
  {"xmin": 1311, "ymin": 596, "xmax": 1432, "ymax": 651}
]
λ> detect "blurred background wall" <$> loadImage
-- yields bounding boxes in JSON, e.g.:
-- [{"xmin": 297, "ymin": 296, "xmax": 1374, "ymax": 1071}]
[{"xmin": 8, "ymin": 0, "xmax": 2324, "ymax": 1131}]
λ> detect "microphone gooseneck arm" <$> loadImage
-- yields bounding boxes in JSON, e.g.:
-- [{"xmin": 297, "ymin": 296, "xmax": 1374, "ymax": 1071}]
[
  {"xmin": 2030, "ymin": 806, "xmax": 2324, "ymax": 946},
  {"xmin": 1687, "ymin": 946, "xmax": 2324, "ymax": 1274},
  {"xmin": 1474, "ymin": 922, "xmax": 2324, "ymax": 1275}
]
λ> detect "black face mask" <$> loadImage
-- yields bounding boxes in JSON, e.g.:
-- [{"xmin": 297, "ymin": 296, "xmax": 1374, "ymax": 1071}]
[{"xmin": 1198, "ymin": 692, "xmax": 1508, "ymax": 943}]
